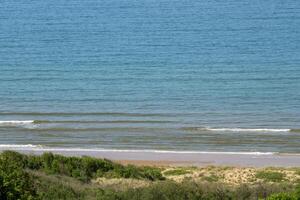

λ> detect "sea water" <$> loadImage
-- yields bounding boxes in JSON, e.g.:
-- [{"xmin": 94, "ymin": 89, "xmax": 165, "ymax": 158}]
[{"xmin": 0, "ymin": 0, "xmax": 300, "ymax": 153}]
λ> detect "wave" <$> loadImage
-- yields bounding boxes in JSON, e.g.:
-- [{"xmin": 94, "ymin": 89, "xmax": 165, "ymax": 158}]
[
  {"xmin": 20, "ymin": 127, "xmax": 170, "ymax": 132},
  {"xmin": 0, "ymin": 112, "xmax": 174, "ymax": 117},
  {"xmin": 0, "ymin": 120, "xmax": 35, "ymax": 127},
  {"xmin": 0, "ymin": 144, "xmax": 275, "ymax": 155},
  {"xmin": 1, "ymin": 121, "xmax": 298, "ymax": 133},
  {"xmin": 0, "ymin": 144, "xmax": 41, "ymax": 148},
  {"xmin": 183, "ymin": 127, "xmax": 296, "ymax": 132},
  {"xmin": 33, "ymin": 120, "xmax": 174, "ymax": 124},
  {"xmin": 204, "ymin": 128, "xmax": 291, "ymax": 132}
]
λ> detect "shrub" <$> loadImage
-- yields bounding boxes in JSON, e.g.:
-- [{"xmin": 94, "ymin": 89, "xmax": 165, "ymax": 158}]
[
  {"xmin": 26, "ymin": 154, "xmax": 43, "ymax": 170},
  {"xmin": 141, "ymin": 167, "xmax": 165, "ymax": 181},
  {"xmin": 0, "ymin": 150, "xmax": 27, "ymax": 168},
  {"xmin": 0, "ymin": 151, "xmax": 37, "ymax": 199},
  {"xmin": 256, "ymin": 171, "xmax": 286, "ymax": 182},
  {"xmin": 266, "ymin": 193, "xmax": 296, "ymax": 200},
  {"xmin": 0, "ymin": 151, "xmax": 165, "ymax": 182},
  {"xmin": 202, "ymin": 174, "xmax": 219, "ymax": 182},
  {"xmin": 2, "ymin": 151, "xmax": 299, "ymax": 200},
  {"xmin": 294, "ymin": 185, "xmax": 300, "ymax": 199},
  {"xmin": 235, "ymin": 184, "xmax": 252, "ymax": 200},
  {"xmin": 163, "ymin": 169, "xmax": 190, "ymax": 176},
  {"xmin": 37, "ymin": 181, "xmax": 80, "ymax": 200},
  {"xmin": 119, "ymin": 181, "xmax": 205, "ymax": 200}
]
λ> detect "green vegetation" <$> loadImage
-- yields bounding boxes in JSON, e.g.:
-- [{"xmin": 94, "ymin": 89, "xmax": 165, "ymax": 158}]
[
  {"xmin": 163, "ymin": 168, "xmax": 190, "ymax": 176},
  {"xmin": 266, "ymin": 186, "xmax": 300, "ymax": 200},
  {"xmin": 70, "ymin": 181, "xmax": 300, "ymax": 200},
  {"xmin": 266, "ymin": 193, "xmax": 296, "ymax": 200},
  {"xmin": 201, "ymin": 174, "xmax": 219, "ymax": 182},
  {"xmin": 0, "ymin": 151, "xmax": 164, "ymax": 199},
  {"xmin": 1, "ymin": 151, "xmax": 164, "ymax": 182},
  {"xmin": 0, "ymin": 151, "xmax": 37, "ymax": 199},
  {"xmin": 0, "ymin": 151, "xmax": 300, "ymax": 200},
  {"xmin": 256, "ymin": 171, "xmax": 286, "ymax": 182}
]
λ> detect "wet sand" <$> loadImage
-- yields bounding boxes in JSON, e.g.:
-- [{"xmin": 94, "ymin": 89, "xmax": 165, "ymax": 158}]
[{"xmin": 1, "ymin": 147, "xmax": 299, "ymax": 167}]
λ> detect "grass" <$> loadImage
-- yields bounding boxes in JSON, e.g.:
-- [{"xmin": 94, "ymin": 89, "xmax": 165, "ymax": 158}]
[
  {"xmin": 163, "ymin": 169, "xmax": 191, "ymax": 176},
  {"xmin": 202, "ymin": 174, "xmax": 219, "ymax": 182},
  {"xmin": 256, "ymin": 171, "xmax": 286, "ymax": 182},
  {"xmin": 1, "ymin": 150, "xmax": 165, "ymax": 182},
  {"xmin": 1, "ymin": 151, "xmax": 300, "ymax": 200}
]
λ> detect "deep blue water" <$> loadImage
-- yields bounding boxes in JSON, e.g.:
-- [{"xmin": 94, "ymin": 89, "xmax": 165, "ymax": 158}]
[{"xmin": 0, "ymin": 0, "xmax": 300, "ymax": 153}]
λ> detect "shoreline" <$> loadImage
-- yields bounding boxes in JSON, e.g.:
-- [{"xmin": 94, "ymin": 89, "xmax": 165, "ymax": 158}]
[{"xmin": 1, "ymin": 147, "xmax": 300, "ymax": 167}]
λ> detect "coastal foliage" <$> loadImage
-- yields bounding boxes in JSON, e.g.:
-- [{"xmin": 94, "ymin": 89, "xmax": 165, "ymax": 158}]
[
  {"xmin": 163, "ymin": 168, "xmax": 191, "ymax": 176},
  {"xmin": 256, "ymin": 171, "xmax": 286, "ymax": 182},
  {"xmin": 0, "ymin": 151, "xmax": 37, "ymax": 199},
  {"xmin": 266, "ymin": 186, "xmax": 300, "ymax": 200},
  {"xmin": 0, "ymin": 151, "xmax": 300, "ymax": 200},
  {"xmin": 1, "ymin": 151, "xmax": 164, "ymax": 182}
]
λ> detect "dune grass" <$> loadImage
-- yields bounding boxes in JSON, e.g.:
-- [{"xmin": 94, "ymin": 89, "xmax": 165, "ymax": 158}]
[
  {"xmin": 163, "ymin": 168, "xmax": 191, "ymax": 176},
  {"xmin": 255, "ymin": 171, "xmax": 286, "ymax": 182},
  {"xmin": 1, "ymin": 150, "xmax": 165, "ymax": 182},
  {"xmin": 1, "ymin": 151, "xmax": 300, "ymax": 200}
]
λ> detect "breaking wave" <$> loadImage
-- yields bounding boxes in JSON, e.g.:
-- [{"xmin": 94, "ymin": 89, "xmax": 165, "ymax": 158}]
[
  {"xmin": 182, "ymin": 127, "xmax": 299, "ymax": 133},
  {"xmin": 0, "ymin": 120, "xmax": 35, "ymax": 127},
  {"xmin": 203, "ymin": 128, "xmax": 291, "ymax": 132}
]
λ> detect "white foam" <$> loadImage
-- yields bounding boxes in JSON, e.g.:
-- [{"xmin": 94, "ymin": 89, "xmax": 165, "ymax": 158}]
[
  {"xmin": 0, "ymin": 144, "xmax": 41, "ymax": 148},
  {"xmin": 0, "ymin": 144, "xmax": 275, "ymax": 155},
  {"xmin": 0, "ymin": 120, "xmax": 34, "ymax": 124},
  {"xmin": 203, "ymin": 128, "xmax": 290, "ymax": 132},
  {"xmin": 0, "ymin": 120, "xmax": 35, "ymax": 128}
]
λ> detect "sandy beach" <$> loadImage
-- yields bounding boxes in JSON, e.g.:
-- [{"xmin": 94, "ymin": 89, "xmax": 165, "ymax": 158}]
[{"xmin": 1, "ymin": 147, "xmax": 299, "ymax": 167}]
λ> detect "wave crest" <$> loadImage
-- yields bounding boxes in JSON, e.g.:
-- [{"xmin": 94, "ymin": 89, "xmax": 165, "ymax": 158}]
[
  {"xmin": 0, "ymin": 120, "xmax": 35, "ymax": 127},
  {"xmin": 183, "ymin": 127, "xmax": 292, "ymax": 132},
  {"xmin": 205, "ymin": 128, "xmax": 290, "ymax": 132}
]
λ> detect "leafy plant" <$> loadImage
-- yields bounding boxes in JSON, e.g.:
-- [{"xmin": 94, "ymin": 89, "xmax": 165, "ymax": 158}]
[
  {"xmin": 266, "ymin": 193, "xmax": 296, "ymax": 200},
  {"xmin": 163, "ymin": 169, "xmax": 190, "ymax": 176},
  {"xmin": 202, "ymin": 174, "xmax": 219, "ymax": 182},
  {"xmin": 256, "ymin": 171, "xmax": 285, "ymax": 182},
  {"xmin": 0, "ymin": 151, "xmax": 37, "ymax": 199},
  {"xmin": 0, "ymin": 151, "xmax": 165, "ymax": 182}
]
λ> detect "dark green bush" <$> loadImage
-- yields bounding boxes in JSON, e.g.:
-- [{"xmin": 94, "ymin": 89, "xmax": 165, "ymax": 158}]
[
  {"xmin": 1, "ymin": 150, "xmax": 27, "ymax": 168},
  {"xmin": 2, "ymin": 151, "xmax": 300, "ymax": 200},
  {"xmin": 0, "ymin": 151, "xmax": 164, "ymax": 182},
  {"xmin": 266, "ymin": 193, "xmax": 296, "ymax": 200},
  {"xmin": 202, "ymin": 174, "xmax": 219, "ymax": 182},
  {"xmin": 256, "ymin": 171, "xmax": 286, "ymax": 182},
  {"xmin": 295, "ymin": 185, "xmax": 300, "ymax": 198},
  {"xmin": 163, "ymin": 168, "xmax": 190, "ymax": 176},
  {"xmin": 36, "ymin": 181, "xmax": 80, "ymax": 200},
  {"xmin": 235, "ymin": 184, "xmax": 252, "ymax": 200},
  {"xmin": 98, "ymin": 181, "xmax": 205, "ymax": 200},
  {"xmin": 95, "ymin": 182, "xmax": 300, "ymax": 200},
  {"xmin": 0, "ymin": 151, "xmax": 37, "ymax": 200},
  {"xmin": 141, "ymin": 167, "xmax": 165, "ymax": 181}
]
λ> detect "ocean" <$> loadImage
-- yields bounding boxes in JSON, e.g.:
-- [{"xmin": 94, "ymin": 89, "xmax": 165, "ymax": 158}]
[{"xmin": 0, "ymin": 0, "xmax": 300, "ymax": 154}]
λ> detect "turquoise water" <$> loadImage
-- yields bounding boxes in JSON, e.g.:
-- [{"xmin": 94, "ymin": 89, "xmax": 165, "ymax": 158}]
[{"xmin": 0, "ymin": 0, "xmax": 300, "ymax": 153}]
